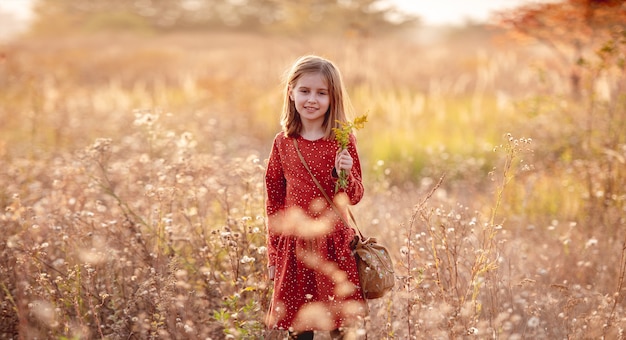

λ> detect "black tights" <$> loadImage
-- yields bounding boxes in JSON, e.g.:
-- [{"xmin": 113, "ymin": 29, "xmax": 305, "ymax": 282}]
[
  {"xmin": 289, "ymin": 331, "xmax": 314, "ymax": 340},
  {"xmin": 289, "ymin": 329, "xmax": 344, "ymax": 339}
]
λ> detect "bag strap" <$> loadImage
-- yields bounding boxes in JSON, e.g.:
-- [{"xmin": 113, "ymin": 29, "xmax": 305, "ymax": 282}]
[{"xmin": 293, "ymin": 138, "xmax": 365, "ymax": 240}]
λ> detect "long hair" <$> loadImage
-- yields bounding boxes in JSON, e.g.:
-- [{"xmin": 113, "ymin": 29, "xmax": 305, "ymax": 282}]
[{"xmin": 280, "ymin": 55, "xmax": 353, "ymax": 139}]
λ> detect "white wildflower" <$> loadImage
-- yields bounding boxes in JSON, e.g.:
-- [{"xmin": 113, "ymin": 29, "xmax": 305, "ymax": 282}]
[
  {"xmin": 527, "ymin": 316, "xmax": 540, "ymax": 328},
  {"xmin": 240, "ymin": 256, "xmax": 255, "ymax": 264},
  {"xmin": 585, "ymin": 238, "xmax": 598, "ymax": 248}
]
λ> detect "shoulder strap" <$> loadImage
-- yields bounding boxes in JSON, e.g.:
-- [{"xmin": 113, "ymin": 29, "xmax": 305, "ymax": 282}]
[{"xmin": 293, "ymin": 138, "xmax": 364, "ymax": 239}]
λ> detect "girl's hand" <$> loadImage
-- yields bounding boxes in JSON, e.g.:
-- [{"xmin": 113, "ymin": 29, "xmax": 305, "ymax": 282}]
[
  {"xmin": 268, "ymin": 266, "xmax": 276, "ymax": 281},
  {"xmin": 335, "ymin": 149, "xmax": 353, "ymax": 172}
]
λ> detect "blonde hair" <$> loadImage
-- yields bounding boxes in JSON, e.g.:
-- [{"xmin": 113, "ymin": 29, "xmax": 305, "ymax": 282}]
[{"xmin": 280, "ymin": 55, "xmax": 353, "ymax": 139}]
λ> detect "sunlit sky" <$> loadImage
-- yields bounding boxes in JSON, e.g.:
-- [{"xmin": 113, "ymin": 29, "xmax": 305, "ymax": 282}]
[
  {"xmin": 0, "ymin": 0, "xmax": 538, "ymax": 25},
  {"xmin": 389, "ymin": 0, "xmax": 537, "ymax": 25}
]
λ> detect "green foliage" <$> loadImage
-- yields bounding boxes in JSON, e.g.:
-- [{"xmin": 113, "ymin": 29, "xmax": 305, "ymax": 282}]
[
  {"xmin": 214, "ymin": 287, "xmax": 266, "ymax": 338},
  {"xmin": 29, "ymin": 0, "xmax": 417, "ymax": 35}
]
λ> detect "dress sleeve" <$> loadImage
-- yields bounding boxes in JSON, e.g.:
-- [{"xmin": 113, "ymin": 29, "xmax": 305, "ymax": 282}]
[
  {"xmin": 342, "ymin": 134, "xmax": 364, "ymax": 205},
  {"xmin": 265, "ymin": 136, "xmax": 286, "ymax": 267}
]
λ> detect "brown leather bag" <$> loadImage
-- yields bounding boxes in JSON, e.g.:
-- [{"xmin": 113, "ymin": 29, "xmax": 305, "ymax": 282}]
[
  {"xmin": 351, "ymin": 234, "xmax": 395, "ymax": 299},
  {"xmin": 294, "ymin": 139, "xmax": 395, "ymax": 299}
]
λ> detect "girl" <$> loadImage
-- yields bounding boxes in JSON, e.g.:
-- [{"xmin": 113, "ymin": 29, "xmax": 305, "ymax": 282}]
[{"xmin": 265, "ymin": 55, "xmax": 366, "ymax": 340}]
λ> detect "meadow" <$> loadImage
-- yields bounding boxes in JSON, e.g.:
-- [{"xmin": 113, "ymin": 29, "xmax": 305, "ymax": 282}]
[{"xmin": 0, "ymin": 27, "xmax": 624, "ymax": 339}]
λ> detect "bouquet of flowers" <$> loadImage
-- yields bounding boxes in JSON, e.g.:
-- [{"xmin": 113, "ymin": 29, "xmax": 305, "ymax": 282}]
[{"xmin": 332, "ymin": 114, "xmax": 368, "ymax": 192}]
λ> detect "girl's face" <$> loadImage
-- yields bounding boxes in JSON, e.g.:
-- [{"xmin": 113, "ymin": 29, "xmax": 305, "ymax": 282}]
[{"xmin": 289, "ymin": 72, "xmax": 330, "ymax": 128}]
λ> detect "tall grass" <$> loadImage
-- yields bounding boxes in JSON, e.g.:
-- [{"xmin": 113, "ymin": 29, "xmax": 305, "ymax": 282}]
[{"xmin": 0, "ymin": 30, "xmax": 624, "ymax": 339}]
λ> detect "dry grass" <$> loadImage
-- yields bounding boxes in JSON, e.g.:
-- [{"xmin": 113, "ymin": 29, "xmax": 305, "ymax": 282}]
[{"xmin": 0, "ymin": 30, "xmax": 624, "ymax": 339}]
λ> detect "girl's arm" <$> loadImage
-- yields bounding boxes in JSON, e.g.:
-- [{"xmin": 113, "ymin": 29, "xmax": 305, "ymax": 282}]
[{"xmin": 265, "ymin": 137, "xmax": 286, "ymax": 268}]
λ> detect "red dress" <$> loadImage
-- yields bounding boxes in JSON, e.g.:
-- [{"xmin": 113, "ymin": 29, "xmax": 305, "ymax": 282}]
[{"xmin": 265, "ymin": 132, "xmax": 366, "ymax": 332}]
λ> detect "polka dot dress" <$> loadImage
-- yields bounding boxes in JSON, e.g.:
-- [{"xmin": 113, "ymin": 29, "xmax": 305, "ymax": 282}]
[{"xmin": 265, "ymin": 133, "xmax": 366, "ymax": 332}]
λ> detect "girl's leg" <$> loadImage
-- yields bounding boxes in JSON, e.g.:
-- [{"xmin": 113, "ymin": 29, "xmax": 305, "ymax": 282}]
[
  {"xmin": 288, "ymin": 330, "xmax": 314, "ymax": 340},
  {"xmin": 329, "ymin": 329, "xmax": 343, "ymax": 339}
]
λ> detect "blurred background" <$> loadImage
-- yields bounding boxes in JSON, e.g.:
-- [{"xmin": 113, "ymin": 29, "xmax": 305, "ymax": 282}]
[{"xmin": 0, "ymin": 0, "xmax": 624, "ymax": 339}]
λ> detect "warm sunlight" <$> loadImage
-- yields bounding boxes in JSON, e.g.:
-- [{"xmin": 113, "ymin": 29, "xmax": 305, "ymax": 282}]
[
  {"xmin": 0, "ymin": 0, "xmax": 32, "ymax": 19},
  {"xmin": 2, "ymin": 0, "xmax": 624, "ymax": 339}
]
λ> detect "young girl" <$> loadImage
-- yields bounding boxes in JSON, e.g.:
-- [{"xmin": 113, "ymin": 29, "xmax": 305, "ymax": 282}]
[{"xmin": 265, "ymin": 55, "xmax": 366, "ymax": 340}]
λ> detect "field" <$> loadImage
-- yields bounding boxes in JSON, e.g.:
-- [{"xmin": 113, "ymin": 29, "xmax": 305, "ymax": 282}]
[{"xmin": 0, "ymin": 27, "xmax": 625, "ymax": 339}]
